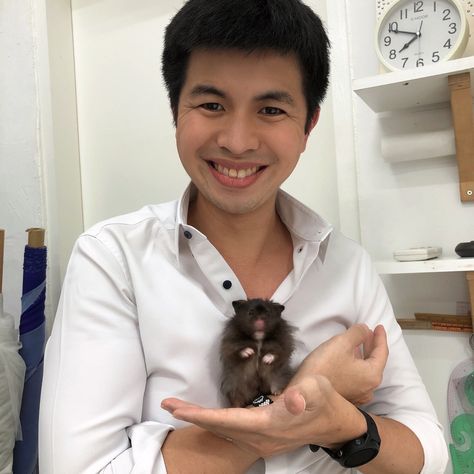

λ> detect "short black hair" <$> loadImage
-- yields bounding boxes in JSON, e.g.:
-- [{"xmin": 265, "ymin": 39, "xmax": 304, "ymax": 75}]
[{"xmin": 162, "ymin": 0, "xmax": 330, "ymax": 133}]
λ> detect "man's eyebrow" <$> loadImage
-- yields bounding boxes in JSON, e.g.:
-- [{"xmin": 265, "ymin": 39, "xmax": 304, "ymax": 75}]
[
  {"xmin": 189, "ymin": 85, "xmax": 295, "ymax": 106},
  {"xmin": 189, "ymin": 84, "xmax": 226, "ymax": 98},
  {"xmin": 255, "ymin": 91, "xmax": 295, "ymax": 105}
]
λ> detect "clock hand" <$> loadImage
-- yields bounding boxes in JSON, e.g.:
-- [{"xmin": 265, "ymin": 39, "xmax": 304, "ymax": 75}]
[
  {"xmin": 392, "ymin": 29, "xmax": 418, "ymax": 35},
  {"xmin": 399, "ymin": 34, "xmax": 419, "ymax": 53},
  {"xmin": 418, "ymin": 20, "xmax": 423, "ymax": 34}
]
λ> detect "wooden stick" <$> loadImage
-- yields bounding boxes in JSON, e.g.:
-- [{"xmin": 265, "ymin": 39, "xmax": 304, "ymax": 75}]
[
  {"xmin": 0, "ymin": 229, "xmax": 4, "ymax": 294},
  {"xmin": 397, "ymin": 318, "xmax": 473, "ymax": 332},
  {"xmin": 414, "ymin": 313, "xmax": 472, "ymax": 325},
  {"xmin": 26, "ymin": 228, "xmax": 45, "ymax": 248},
  {"xmin": 448, "ymin": 72, "xmax": 474, "ymax": 202},
  {"xmin": 397, "ymin": 319, "xmax": 432, "ymax": 330}
]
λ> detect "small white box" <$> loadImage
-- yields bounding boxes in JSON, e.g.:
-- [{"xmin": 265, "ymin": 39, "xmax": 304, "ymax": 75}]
[{"xmin": 393, "ymin": 247, "xmax": 442, "ymax": 262}]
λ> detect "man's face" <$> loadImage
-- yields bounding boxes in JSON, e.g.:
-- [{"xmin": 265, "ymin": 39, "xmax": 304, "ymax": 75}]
[{"xmin": 176, "ymin": 48, "xmax": 316, "ymax": 217}]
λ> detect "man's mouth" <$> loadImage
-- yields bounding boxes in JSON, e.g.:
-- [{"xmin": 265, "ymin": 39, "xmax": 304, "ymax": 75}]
[{"xmin": 209, "ymin": 161, "xmax": 264, "ymax": 179}]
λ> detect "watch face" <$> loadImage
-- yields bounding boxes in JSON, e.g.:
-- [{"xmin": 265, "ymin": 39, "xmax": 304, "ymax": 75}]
[{"xmin": 376, "ymin": 0, "xmax": 467, "ymax": 71}]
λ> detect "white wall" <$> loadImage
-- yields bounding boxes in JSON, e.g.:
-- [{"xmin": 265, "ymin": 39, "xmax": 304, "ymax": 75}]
[
  {"xmin": 0, "ymin": 0, "xmax": 83, "ymax": 333},
  {"xmin": 71, "ymin": 0, "xmax": 340, "ymax": 230},
  {"xmin": 0, "ymin": 0, "xmax": 45, "ymax": 324}
]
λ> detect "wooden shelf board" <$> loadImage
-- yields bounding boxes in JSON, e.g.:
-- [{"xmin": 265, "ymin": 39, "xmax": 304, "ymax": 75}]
[
  {"xmin": 375, "ymin": 257, "xmax": 474, "ymax": 275},
  {"xmin": 353, "ymin": 56, "xmax": 474, "ymax": 112}
]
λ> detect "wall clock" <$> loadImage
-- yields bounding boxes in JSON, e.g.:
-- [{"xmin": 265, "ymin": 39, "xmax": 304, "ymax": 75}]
[{"xmin": 375, "ymin": 0, "xmax": 470, "ymax": 71}]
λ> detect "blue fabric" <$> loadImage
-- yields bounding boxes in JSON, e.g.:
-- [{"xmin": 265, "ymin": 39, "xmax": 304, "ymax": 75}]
[
  {"xmin": 13, "ymin": 323, "xmax": 45, "ymax": 474},
  {"xmin": 19, "ymin": 246, "xmax": 47, "ymax": 335},
  {"xmin": 13, "ymin": 245, "xmax": 47, "ymax": 474}
]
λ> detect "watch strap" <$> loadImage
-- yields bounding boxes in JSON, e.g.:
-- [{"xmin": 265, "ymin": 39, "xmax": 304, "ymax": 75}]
[
  {"xmin": 251, "ymin": 394, "xmax": 273, "ymax": 407},
  {"xmin": 309, "ymin": 408, "xmax": 381, "ymax": 468}
]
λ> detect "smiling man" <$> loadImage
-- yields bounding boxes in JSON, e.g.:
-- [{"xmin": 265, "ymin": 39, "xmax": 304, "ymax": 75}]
[{"xmin": 39, "ymin": 1, "xmax": 448, "ymax": 473}]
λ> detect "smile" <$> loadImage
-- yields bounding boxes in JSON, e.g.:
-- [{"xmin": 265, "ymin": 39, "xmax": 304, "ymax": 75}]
[{"xmin": 210, "ymin": 162, "xmax": 263, "ymax": 179}]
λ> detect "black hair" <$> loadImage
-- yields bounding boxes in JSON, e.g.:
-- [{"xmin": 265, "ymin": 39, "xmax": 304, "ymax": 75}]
[{"xmin": 162, "ymin": 0, "xmax": 330, "ymax": 133}]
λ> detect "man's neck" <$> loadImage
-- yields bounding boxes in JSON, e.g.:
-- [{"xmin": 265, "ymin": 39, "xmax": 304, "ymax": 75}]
[{"xmin": 187, "ymin": 192, "xmax": 291, "ymax": 268}]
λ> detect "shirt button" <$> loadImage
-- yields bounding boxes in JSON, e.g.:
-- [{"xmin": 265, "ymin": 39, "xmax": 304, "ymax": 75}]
[
  {"xmin": 223, "ymin": 280, "xmax": 232, "ymax": 290},
  {"xmin": 184, "ymin": 230, "xmax": 192, "ymax": 239}
]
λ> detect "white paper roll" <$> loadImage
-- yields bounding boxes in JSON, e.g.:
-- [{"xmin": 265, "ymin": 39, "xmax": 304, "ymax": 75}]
[{"xmin": 381, "ymin": 128, "xmax": 456, "ymax": 162}]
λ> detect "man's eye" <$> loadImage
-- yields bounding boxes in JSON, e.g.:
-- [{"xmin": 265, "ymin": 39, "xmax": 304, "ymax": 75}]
[
  {"xmin": 261, "ymin": 107, "xmax": 284, "ymax": 116},
  {"xmin": 200, "ymin": 103, "xmax": 224, "ymax": 112}
]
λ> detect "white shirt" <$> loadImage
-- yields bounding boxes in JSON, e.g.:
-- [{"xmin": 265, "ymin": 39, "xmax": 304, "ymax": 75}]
[{"xmin": 39, "ymin": 185, "xmax": 448, "ymax": 474}]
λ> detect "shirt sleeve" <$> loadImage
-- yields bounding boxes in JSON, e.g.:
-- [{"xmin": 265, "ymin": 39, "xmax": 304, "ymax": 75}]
[
  {"xmin": 39, "ymin": 234, "xmax": 174, "ymax": 473},
  {"xmin": 354, "ymin": 249, "xmax": 449, "ymax": 474}
]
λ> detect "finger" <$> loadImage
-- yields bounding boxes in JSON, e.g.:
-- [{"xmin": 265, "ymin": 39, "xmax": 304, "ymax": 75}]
[
  {"xmin": 366, "ymin": 325, "xmax": 388, "ymax": 370},
  {"xmin": 343, "ymin": 323, "xmax": 372, "ymax": 350},
  {"xmin": 172, "ymin": 405, "xmax": 262, "ymax": 432},
  {"xmin": 362, "ymin": 331, "xmax": 375, "ymax": 358},
  {"xmin": 161, "ymin": 397, "xmax": 201, "ymax": 414}
]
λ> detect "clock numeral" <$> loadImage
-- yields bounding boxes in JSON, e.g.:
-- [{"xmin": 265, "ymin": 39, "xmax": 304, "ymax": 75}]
[
  {"xmin": 389, "ymin": 49, "xmax": 397, "ymax": 59},
  {"xmin": 389, "ymin": 22, "xmax": 399, "ymax": 33},
  {"xmin": 416, "ymin": 58, "xmax": 424, "ymax": 67},
  {"xmin": 433, "ymin": 1, "xmax": 437, "ymax": 12},
  {"xmin": 432, "ymin": 51, "xmax": 440, "ymax": 62},
  {"xmin": 448, "ymin": 22, "xmax": 457, "ymax": 34},
  {"xmin": 384, "ymin": 36, "xmax": 392, "ymax": 46},
  {"xmin": 400, "ymin": 8, "xmax": 408, "ymax": 19},
  {"xmin": 444, "ymin": 38, "xmax": 452, "ymax": 48},
  {"xmin": 402, "ymin": 57, "xmax": 409, "ymax": 68},
  {"xmin": 443, "ymin": 8, "xmax": 451, "ymax": 20},
  {"xmin": 414, "ymin": 1, "xmax": 424, "ymax": 13}
]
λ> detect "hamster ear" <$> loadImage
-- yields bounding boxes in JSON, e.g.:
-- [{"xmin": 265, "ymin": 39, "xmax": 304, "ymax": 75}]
[
  {"xmin": 232, "ymin": 300, "xmax": 247, "ymax": 311},
  {"xmin": 277, "ymin": 304, "xmax": 285, "ymax": 313}
]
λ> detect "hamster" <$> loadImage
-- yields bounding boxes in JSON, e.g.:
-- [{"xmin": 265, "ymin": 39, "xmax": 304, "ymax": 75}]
[{"xmin": 220, "ymin": 298, "xmax": 296, "ymax": 407}]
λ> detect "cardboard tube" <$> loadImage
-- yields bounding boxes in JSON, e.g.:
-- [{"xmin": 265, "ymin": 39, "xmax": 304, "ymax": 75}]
[
  {"xmin": 0, "ymin": 229, "xmax": 4, "ymax": 293},
  {"xmin": 26, "ymin": 228, "xmax": 45, "ymax": 248}
]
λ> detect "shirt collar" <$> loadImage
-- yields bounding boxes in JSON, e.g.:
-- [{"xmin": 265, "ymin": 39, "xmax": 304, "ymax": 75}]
[{"xmin": 173, "ymin": 182, "xmax": 333, "ymax": 260}]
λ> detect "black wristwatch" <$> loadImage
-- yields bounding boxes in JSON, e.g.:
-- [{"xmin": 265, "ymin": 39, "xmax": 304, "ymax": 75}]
[{"xmin": 309, "ymin": 409, "xmax": 381, "ymax": 468}]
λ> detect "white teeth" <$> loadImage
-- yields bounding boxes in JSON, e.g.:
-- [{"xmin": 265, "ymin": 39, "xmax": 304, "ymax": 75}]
[{"xmin": 215, "ymin": 163, "xmax": 259, "ymax": 179}]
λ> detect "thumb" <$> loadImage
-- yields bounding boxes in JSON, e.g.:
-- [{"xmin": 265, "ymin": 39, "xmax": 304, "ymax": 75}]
[
  {"xmin": 284, "ymin": 386, "xmax": 307, "ymax": 415},
  {"xmin": 284, "ymin": 375, "xmax": 330, "ymax": 415}
]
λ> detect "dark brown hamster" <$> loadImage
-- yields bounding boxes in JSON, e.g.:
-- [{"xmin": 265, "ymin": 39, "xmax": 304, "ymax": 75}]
[{"xmin": 220, "ymin": 298, "xmax": 296, "ymax": 407}]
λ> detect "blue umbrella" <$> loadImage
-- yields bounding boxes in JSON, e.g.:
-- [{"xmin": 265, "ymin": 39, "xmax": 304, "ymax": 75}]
[{"xmin": 13, "ymin": 229, "xmax": 47, "ymax": 474}]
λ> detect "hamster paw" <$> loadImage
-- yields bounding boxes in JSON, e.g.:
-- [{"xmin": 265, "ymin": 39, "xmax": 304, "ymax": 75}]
[
  {"xmin": 262, "ymin": 353, "xmax": 275, "ymax": 364},
  {"xmin": 240, "ymin": 347, "xmax": 255, "ymax": 358}
]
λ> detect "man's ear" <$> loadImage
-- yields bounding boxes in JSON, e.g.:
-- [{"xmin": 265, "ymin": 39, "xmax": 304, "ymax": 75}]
[{"xmin": 302, "ymin": 108, "xmax": 320, "ymax": 150}]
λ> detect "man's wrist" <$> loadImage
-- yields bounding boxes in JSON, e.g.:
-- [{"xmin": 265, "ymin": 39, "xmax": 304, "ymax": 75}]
[
  {"xmin": 324, "ymin": 406, "xmax": 367, "ymax": 450},
  {"xmin": 309, "ymin": 409, "xmax": 381, "ymax": 468}
]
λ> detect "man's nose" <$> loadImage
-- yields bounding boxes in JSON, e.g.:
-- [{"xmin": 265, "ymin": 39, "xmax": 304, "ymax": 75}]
[{"xmin": 216, "ymin": 113, "xmax": 260, "ymax": 155}]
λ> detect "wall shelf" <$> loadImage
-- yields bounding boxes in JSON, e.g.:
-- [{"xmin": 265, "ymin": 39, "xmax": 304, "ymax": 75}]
[
  {"xmin": 375, "ymin": 257, "xmax": 474, "ymax": 275},
  {"xmin": 353, "ymin": 57, "xmax": 474, "ymax": 113}
]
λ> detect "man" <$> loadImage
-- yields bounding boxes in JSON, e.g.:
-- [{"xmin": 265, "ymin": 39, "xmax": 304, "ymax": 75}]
[{"xmin": 39, "ymin": 0, "xmax": 448, "ymax": 473}]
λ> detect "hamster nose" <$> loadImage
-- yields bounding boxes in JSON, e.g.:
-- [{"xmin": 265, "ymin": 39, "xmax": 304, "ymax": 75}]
[{"xmin": 254, "ymin": 319, "xmax": 265, "ymax": 331}]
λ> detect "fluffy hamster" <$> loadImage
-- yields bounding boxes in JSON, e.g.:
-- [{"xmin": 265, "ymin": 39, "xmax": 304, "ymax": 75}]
[{"xmin": 220, "ymin": 298, "xmax": 296, "ymax": 407}]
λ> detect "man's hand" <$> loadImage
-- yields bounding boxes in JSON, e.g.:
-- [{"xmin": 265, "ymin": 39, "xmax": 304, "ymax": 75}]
[
  {"xmin": 291, "ymin": 324, "xmax": 388, "ymax": 405},
  {"xmin": 161, "ymin": 375, "xmax": 367, "ymax": 458}
]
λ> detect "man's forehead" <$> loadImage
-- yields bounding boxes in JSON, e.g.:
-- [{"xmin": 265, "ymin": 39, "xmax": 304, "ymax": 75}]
[{"xmin": 182, "ymin": 48, "xmax": 304, "ymax": 97}]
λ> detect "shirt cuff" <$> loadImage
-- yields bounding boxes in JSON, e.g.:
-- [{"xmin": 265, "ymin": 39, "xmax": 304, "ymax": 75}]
[{"xmin": 99, "ymin": 422, "xmax": 175, "ymax": 474}]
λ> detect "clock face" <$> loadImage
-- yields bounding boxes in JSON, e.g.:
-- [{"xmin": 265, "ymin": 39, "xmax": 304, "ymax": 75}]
[{"xmin": 376, "ymin": 0, "xmax": 468, "ymax": 71}]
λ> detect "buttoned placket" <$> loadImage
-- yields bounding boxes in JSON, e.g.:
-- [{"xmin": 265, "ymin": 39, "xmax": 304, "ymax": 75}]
[{"xmin": 179, "ymin": 225, "xmax": 246, "ymax": 316}]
